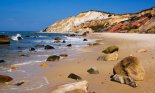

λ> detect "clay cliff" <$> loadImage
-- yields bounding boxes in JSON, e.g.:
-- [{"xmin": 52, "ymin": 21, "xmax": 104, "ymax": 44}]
[{"xmin": 43, "ymin": 7, "xmax": 155, "ymax": 33}]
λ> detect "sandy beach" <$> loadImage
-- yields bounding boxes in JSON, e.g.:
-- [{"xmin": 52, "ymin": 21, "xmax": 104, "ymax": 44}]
[{"xmin": 42, "ymin": 33, "xmax": 155, "ymax": 93}]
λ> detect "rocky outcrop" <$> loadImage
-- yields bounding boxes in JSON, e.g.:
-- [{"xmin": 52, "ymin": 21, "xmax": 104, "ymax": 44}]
[
  {"xmin": 113, "ymin": 56, "xmax": 145, "ymax": 81},
  {"xmin": 43, "ymin": 7, "xmax": 155, "ymax": 33},
  {"xmin": 0, "ymin": 75, "xmax": 13, "ymax": 83},
  {"xmin": 0, "ymin": 35, "xmax": 10, "ymax": 44}
]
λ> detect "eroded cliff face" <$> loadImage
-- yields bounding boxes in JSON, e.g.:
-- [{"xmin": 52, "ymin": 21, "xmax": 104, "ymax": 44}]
[{"xmin": 43, "ymin": 7, "xmax": 155, "ymax": 33}]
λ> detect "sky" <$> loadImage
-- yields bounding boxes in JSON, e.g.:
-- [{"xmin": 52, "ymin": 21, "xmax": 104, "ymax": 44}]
[{"xmin": 0, "ymin": 0, "xmax": 155, "ymax": 31}]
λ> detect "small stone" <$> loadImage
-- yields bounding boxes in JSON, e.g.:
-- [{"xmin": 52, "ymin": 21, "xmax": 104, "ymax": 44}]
[
  {"xmin": 62, "ymin": 40, "xmax": 66, "ymax": 43},
  {"xmin": 102, "ymin": 45, "xmax": 119, "ymax": 54},
  {"xmin": 54, "ymin": 37, "xmax": 61, "ymax": 41},
  {"xmin": 11, "ymin": 66, "xmax": 17, "ymax": 70},
  {"xmin": 44, "ymin": 45, "xmax": 55, "ymax": 50},
  {"xmin": 83, "ymin": 39, "xmax": 88, "ymax": 41},
  {"xmin": 29, "ymin": 48, "xmax": 35, "ymax": 51},
  {"xmin": 46, "ymin": 55, "xmax": 60, "ymax": 61},
  {"xmin": 87, "ymin": 67, "xmax": 99, "ymax": 74},
  {"xmin": 40, "ymin": 63, "xmax": 48, "ymax": 67},
  {"xmin": 14, "ymin": 81, "xmax": 24, "ymax": 86},
  {"xmin": 68, "ymin": 73, "xmax": 82, "ymax": 80},
  {"xmin": 66, "ymin": 44, "xmax": 72, "ymax": 47},
  {"xmin": 137, "ymin": 48, "xmax": 147, "ymax": 53}
]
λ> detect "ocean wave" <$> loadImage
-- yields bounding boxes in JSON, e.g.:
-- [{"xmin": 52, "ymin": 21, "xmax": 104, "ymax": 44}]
[{"xmin": 11, "ymin": 34, "xmax": 23, "ymax": 41}]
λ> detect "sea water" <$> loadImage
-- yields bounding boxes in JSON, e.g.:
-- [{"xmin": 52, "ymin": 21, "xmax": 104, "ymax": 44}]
[{"xmin": 0, "ymin": 31, "xmax": 94, "ymax": 93}]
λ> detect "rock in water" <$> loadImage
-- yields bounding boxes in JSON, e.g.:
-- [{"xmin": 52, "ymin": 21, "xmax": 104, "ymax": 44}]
[
  {"xmin": 87, "ymin": 67, "xmax": 99, "ymax": 74},
  {"xmin": 102, "ymin": 45, "xmax": 119, "ymax": 54},
  {"xmin": 0, "ymin": 60, "xmax": 5, "ymax": 63},
  {"xmin": 0, "ymin": 75, "xmax": 13, "ymax": 83},
  {"xmin": 110, "ymin": 74, "xmax": 137, "ymax": 88},
  {"xmin": 62, "ymin": 40, "xmax": 66, "ymax": 43},
  {"xmin": 45, "ymin": 45, "xmax": 55, "ymax": 50},
  {"xmin": 60, "ymin": 54, "xmax": 68, "ymax": 57},
  {"xmin": 51, "ymin": 80, "xmax": 88, "ymax": 93},
  {"xmin": 66, "ymin": 44, "xmax": 72, "ymax": 47},
  {"xmin": 83, "ymin": 39, "xmax": 88, "ymax": 41},
  {"xmin": 0, "ymin": 35, "xmax": 10, "ymax": 44},
  {"xmin": 113, "ymin": 56, "xmax": 145, "ymax": 81},
  {"xmin": 40, "ymin": 63, "xmax": 48, "ymax": 67},
  {"xmin": 68, "ymin": 73, "xmax": 82, "ymax": 80},
  {"xmin": 29, "ymin": 48, "xmax": 35, "ymax": 51},
  {"xmin": 46, "ymin": 55, "xmax": 60, "ymax": 61},
  {"xmin": 54, "ymin": 37, "xmax": 61, "ymax": 41},
  {"xmin": 97, "ymin": 52, "xmax": 118, "ymax": 61}
]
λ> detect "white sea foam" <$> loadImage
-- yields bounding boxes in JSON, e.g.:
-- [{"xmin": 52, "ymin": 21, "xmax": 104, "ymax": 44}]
[{"xmin": 11, "ymin": 34, "xmax": 23, "ymax": 41}]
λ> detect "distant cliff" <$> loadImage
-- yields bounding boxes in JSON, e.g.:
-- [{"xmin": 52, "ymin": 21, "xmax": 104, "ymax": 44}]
[{"xmin": 43, "ymin": 7, "xmax": 155, "ymax": 33}]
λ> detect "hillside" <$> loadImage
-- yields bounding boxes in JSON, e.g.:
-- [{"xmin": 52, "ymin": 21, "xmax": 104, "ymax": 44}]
[{"xmin": 43, "ymin": 7, "xmax": 155, "ymax": 33}]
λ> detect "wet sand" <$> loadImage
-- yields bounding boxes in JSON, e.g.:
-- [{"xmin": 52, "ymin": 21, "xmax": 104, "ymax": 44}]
[{"xmin": 44, "ymin": 33, "xmax": 155, "ymax": 93}]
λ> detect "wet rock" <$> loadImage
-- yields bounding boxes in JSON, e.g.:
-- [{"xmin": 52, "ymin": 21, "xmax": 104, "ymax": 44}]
[
  {"xmin": 0, "ymin": 60, "xmax": 5, "ymax": 63},
  {"xmin": 83, "ymin": 39, "xmax": 88, "ymax": 41},
  {"xmin": 44, "ymin": 45, "xmax": 55, "ymax": 50},
  {"xmin": 62, "ymin": 40, "xmax": 66, "ymax": 43},
  {"xmin": 14, "ymin": 81, "xmax": 24, "ymax": 86},
  {"xmin": 29, "ymin": 48, "xmax": 35, "ymax": 51},
  {"xmin": 102, "ymin": 45, "xmax": 119, "ymax": 54},
  {"xmin": 11, "ymin": 66, "xmax": 17, "ymax": 70},
  {"xmin": 46, "ymin": 55, "xmax": 60, "ymax": 61},
  {"xmin": 87, "ymin": 67, "xmax": 99, "ymax": 74},
  {"xmin": 82, "ymin": 31, "xmax": 89, "ymax": 37},
  {"xmin": 0, "ymin": 35, "xmax": 10, "ymax": 44},
  {"xmin": 54, "ymin": 37, "xmax": 61, "ymax": 41},
  {"xmin": 60, "ymin": 54, "xmax": 68, "ymax": 57},
  {"xmin": 97, "ymin": 52, "xmax": 118, "ymax": 61},
  {"xmin": 110, "ymin": 74, "xmax": 137, "ymax": 88},
  {"xmin": 40, "ymin": 63, "xmax": 48, "ymax": 67},
  {"xmin": 0, "ymin": 75, "xmax": 13, "ymax": 83},
  {"xmin": 66, "ymin": 44, "xmax": 72, "ymax": 47},
  {"xmin": 51, "ymin": 80, "xmax": 88, "ymax": 93},
  {"xmin": 88, "ymin": 42, "xmax": 100, "ymax": 46},
  {"xmin": 113, "ymin": 56, "xmax": 145, "ymax": 81},
  {"xmin": 68, "ymin": 73, "xmax": 82, "ymax": 80}
]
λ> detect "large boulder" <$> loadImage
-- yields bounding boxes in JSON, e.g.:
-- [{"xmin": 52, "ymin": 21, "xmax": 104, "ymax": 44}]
[
  {"xmin": 97, "ymin": 52, "xmax": 118, "ymax": 61},
  {"xmin": 0, "ymin": 75, "xmax": 13, "ymax": 83},
  {"xmin": 113, "ymin": 56, "xmax": 145, "ymax": 81},
  {"xmin": 0, "ymin": 35, "xmax": 10, "ymax": 44},
  {"xmin": 46, "ymin": 55, "xmax": 60, "ymax": 61},
  {"xmin": 102, "ymin": 45, "xmax": 119, "ymax": 54},
  {"xmin": 51, "ymin": 80, "xmax": 88, "ymax": 93}
]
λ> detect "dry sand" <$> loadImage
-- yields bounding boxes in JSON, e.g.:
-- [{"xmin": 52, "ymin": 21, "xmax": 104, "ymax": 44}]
[{"xmin": 44, "ymin": 33, "xmax": 155, "ymax": 93}]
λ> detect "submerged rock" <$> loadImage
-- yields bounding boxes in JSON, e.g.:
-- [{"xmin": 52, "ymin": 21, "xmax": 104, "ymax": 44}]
[
  {"xmin": 0, "ymin": 60, "xmax": 5, "ymax": 63},
  {"xmin": 87, "ymin": 67, "xmax": 99, "ymax": 74},
  {"xmin": 29, "ymin": 48, "xmax": 35, "ymax": 51},
  {"xmin": 102, "ymin": 45, "xmax": 119, "ymax": 54},
  {"xmin": 68, "ymin": 73, "xmax": 82, "ymax": 80},
  {"xmin": 40, "ymin": 63, "xmax": 48, "ymax": 67},
  {"xmin": 113, "ymin": 56, "xmax": 145, "ymax": 81},
  {"xmin": 0, "ymin": 75, "xmax": 13, "ymax": 83},
  {"xmin": 46, "ymin": 55, "xmax": 60, "ymax": 61},
  {"xmin": 97, "ymin": 52, "xmax": 118, "ymax": 61},
  {"xmin": 44, "ymin": 45, "xmax": 55, "ymax": 50},
  {"xmin": 110, "ymin": 74, "xmax": 137, "ymax": 88},
  {"xmin": 66, "ymin": 44, "xmax": 72, "ymax": 47},
  {"xmin": 60, "ymin": 54, "xmax": 68, "ymax": 57},
  {"xmin": 0, "ymin": 35, "xmax": 10, "ymax": 44},
  {"xmin": 51, "ymin": 80, "xmax": 88, "ymax": 93}
]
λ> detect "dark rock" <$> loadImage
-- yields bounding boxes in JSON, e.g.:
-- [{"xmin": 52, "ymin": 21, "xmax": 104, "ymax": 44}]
[
  {"xmin": 54, "ymin": 37, "xmax": 61, "ymax": 41},
  {"xmin": 60, "ymin": 54, "xmax": 68, "ymax": 57},
  {"xmin": 54, "ymin": 40, "xmax": 61, "ymax": 43},
  {"xmin": 87, "ymin": 67, "xmax": 99, "ymax": 74},
  {"xmin": 102, "ymin": 45, "xmax": 119, "ymax": 54},
  {"xmin": 66, "ymin": 44, "xmax": 72, "ymax": 47},
  {"xmin": 14, "ymin": 81, "xmax": 24, "ymax": 86},
  {"xmin": 25, "ymin": 35, "xmax": 30, "ymax": 37},
  {"xmin": 82, "ymin": 31, "xmax": 89, "ymax": 36},
  {"xmin": 29, "ymin": 48, "xmax": 35, "ymax": 51},
  {"xmin": 20, "ymin": 54, "xmax": 29, "ymax": 57},
  {"xmin": 17, "ymin": 37, "xmax": 22, "ymax": 40},
  {"xmin": 70, "ymin": 34, "xmax": 76, "ymax": 37},
  {"xmin": 83, "ymin": 39, "xmax": 88, "ymax": 41},
  {"xmin": 68, "ymin": 73, "xmax": 82, "ymax": 80},
  {"xmin": 0, "ymin": 60, "xmax": 5, "ymax": 63},
  {"xmin": 46, "ymin": 55, "xmax": 60, "ymax": 61},
  {"xmin": 0, "ymin": 35, "xmax": 10, "ymax": 44},
  {"xmin": 44, "ymin": 45, "xmax": 55, "ymax": 50},
  {"xmin": 0, "ymin": 75, "xmax": 13, "ymax": 83},
  {"xmin": 62, "ymin": 40, "xmax": 66, "ymax": 43}
]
